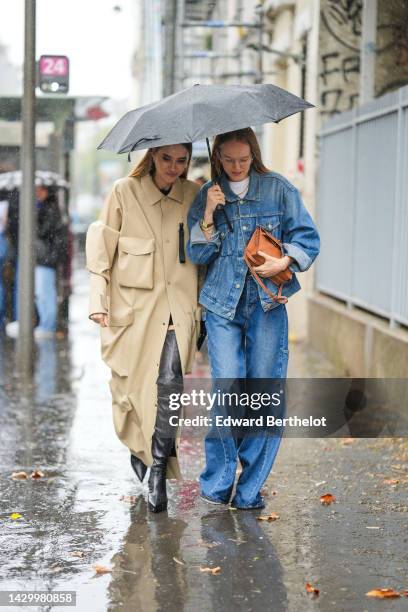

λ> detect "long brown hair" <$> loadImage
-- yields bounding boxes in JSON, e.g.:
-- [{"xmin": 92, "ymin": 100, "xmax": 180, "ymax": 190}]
[
  {"xmin": 129, "ymin": 143, "xmax": 193, "ymax": 179},
  {"xmin": 210, "ymin": 128, "xmax": 270, "ymax": 180}
]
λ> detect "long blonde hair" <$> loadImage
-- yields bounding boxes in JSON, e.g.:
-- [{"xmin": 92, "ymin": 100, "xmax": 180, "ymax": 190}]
[
  {"xmin": 210, "ymin": 128, "xmax": 270, "ymax": 180},
  {"xmin": 129, "ymin": 143, "xmax": 193, "ymax": 179}
]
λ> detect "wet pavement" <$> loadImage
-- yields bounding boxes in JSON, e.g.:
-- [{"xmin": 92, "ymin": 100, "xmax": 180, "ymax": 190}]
[{"xmin": 0, "ymin": 256, "xmax": 407, "ymax": 611}]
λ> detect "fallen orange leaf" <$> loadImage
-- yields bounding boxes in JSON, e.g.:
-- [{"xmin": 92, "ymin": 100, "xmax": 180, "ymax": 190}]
[
  {"xmin": 119, "ymin": 495, "xmax": 137, "ymax": 504},
  {"xmin": 305, "ymin": 582, "xmax": 320, "ymax": 596},
  {"xmin": 92, "ymin": 564, "xmax": 112, "ymax": 575},
  {"xmin": 340, "ymin": 438, "xmax": 355, "ymax": 445},
  {"xmin": 30, "ymin": 470, "xmax": 45, "ymax": 479},
  {"xmin": 11, "ymin": 471, "xmax": 28, "ymax": 480},
  {"xmin": 366, "ymin": 588, "xmax": 400, "ymax": 599},
  {"xmin": 197, "ymin": 539, "xmax": 220, "ymax": 549},
  {"xmin": 401, "ymin": 589, "xmax": 408, "ymax": 596},
  {"xmin": 320, "ymin": 493, "xmax": 336, "ymax": 505},
  {"xmin": 383, "ymin": 479, "xmax": 399, "ymax": 485},
  {"xmin": 200, "ymin": 566, "xmax": 221, "ymax": 575},
  {"xmin": 257, "ymin": 512, "xmax": 280, "ymax": 522}
]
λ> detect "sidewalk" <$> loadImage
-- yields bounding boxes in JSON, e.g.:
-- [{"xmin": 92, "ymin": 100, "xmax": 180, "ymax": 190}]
[{"xmin": 0, "ymin": 259, "xmax": 406, "ymax": 611}]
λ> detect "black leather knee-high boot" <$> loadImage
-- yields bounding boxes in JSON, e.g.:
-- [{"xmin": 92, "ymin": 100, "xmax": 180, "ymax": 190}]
[{"xmin": 148, "ymin": 330, "xmax": 182, "ymax": 513}]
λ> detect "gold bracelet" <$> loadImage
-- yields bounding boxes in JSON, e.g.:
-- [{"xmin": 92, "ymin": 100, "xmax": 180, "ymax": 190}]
[{"xmin": 200, "ymin": 218, "xmax": 214, "ymax": 231}]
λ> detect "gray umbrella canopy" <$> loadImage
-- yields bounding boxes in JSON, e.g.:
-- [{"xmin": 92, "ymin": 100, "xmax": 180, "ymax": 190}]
[{"xmin": 97, "ymin": 83, "xmax": 314, "ymax": 154}]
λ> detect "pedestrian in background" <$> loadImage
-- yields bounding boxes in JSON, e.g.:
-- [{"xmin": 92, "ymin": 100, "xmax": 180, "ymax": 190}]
[
  {"xmin": 6, "ymin": 184, "xmax": 63, "ymax": 339},
  {"xmin": 86, "ymin": 143, "xmax": 200, "ymax": 513},
  {"xmin": 187, "ymin": 127, "xmax": 320, "ymax": 509}
]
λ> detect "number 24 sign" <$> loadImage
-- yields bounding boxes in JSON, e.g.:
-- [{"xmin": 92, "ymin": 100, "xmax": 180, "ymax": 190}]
[{"xmin": 39, "ymin": 55, "xmax": 69, "ymax": 77}]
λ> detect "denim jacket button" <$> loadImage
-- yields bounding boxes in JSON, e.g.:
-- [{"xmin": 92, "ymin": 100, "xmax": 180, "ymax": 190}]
[
  {"xmin": 242, "ymin": 225, "xmax": 247, "ymax": 230},
  {"xmin": 235, "ymin": 283, "xmax": 240, "ymax": 288}
]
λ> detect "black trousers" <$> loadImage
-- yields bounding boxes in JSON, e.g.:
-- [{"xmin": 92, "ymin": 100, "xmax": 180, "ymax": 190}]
[{"xmin": 154, "ymin": 330, "xmax": 183, "ymax": 445}]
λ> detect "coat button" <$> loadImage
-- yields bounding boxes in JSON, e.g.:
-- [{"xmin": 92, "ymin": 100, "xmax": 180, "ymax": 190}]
[
  {"xmin": 235, "ymin": 283, "xmax": 240, "ymax": 288},
  {"xmin": 242, "ymin": 225, "xmax": 247, "ymax": 230}
]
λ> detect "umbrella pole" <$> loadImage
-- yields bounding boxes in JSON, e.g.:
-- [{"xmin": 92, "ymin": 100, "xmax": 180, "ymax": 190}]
[{"xmin": 205, "ymin": 137, "xmax": 212, "ymax": 162}]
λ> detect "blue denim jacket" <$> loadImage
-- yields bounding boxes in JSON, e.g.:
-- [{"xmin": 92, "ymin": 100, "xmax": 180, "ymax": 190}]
[{"xmin": 187, "ymin": 169, "xmax": 320, "ymax": 320}]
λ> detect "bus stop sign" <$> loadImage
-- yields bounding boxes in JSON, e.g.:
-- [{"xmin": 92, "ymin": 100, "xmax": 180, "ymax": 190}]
[{"xmin": 38, "ymin": 55, "xmax": 69, "ymax": 94}]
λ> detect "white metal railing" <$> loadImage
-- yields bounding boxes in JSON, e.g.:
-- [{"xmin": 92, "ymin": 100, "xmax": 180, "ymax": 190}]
[{"xmin": 316, "ymin": 84, "xmax": 408, "ymax": 328}]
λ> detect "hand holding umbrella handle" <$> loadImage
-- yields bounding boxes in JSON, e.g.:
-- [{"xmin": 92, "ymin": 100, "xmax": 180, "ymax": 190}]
[{"xmin": 206, "ymin": 137, "xmax": 233, "ymax": 232}]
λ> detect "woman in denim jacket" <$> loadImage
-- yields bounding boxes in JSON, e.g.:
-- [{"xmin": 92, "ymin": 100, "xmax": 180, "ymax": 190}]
[{"xmin": 187, "ymin": 128, "xmax": 320, "ymax": 509}]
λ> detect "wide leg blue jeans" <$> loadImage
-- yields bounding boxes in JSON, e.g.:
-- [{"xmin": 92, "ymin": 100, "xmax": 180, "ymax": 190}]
[{"xmin": 200, "ymin": 274, "xmax": 288, "ymax": 508}]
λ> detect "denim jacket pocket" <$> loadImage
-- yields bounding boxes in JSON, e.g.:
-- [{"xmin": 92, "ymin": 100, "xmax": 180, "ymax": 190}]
[
  {"xmin": 257, "ymin": 216, "xmax": 281, "ymax": 239},
  {"xmin": 204, "ymin": 255, "xmax": 222, "ymax": 290}
]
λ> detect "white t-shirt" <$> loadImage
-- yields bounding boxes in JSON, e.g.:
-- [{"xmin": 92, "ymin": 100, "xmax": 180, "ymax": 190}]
[{"xmin": 228, "ymin": 177, "xmax": 250, "ymax": 199}]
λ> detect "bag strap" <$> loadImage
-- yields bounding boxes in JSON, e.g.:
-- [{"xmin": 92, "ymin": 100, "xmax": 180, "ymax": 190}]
[{"xmin": 243, "ymin": 253, "xmax": 288, "ymax": 304}]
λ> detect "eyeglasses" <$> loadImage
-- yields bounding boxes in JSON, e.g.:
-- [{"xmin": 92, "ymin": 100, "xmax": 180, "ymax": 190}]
[{"xmin": 218, "ymin": 155, "xmax": 253, "ymax": 166}]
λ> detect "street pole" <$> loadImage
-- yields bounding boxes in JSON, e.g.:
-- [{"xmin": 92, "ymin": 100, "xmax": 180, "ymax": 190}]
[
  {"xmin": 17, "ymin": 0, "xmax": 36, "ymax": 376},
  {"xmin": 176, "ymin": 0, "xmax": 185, "ymax": 91},
  {"xmin": 164, "ymin": 0, "xmax": 177, "ymax": 96}
]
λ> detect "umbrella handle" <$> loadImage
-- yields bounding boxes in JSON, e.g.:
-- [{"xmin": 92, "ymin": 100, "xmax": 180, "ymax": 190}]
[{"xmin": 206, "ymin": 137, "xmax": 233, "ymax": 233}]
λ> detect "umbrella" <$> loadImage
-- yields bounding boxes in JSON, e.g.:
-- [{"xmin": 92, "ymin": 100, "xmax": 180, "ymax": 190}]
[
  {"xmin": 0, "ymin": 170, "xmax": 69, "ymax": 192},
  {"xmin": 97, "ymin": 83, "xmax": 313, "ymax": 154}
]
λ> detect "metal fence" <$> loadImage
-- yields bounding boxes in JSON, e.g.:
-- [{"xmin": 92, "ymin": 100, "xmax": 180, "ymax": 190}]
[{"xmin": 316, "ymin": 84, "xmax": 408, "ymax": 328}]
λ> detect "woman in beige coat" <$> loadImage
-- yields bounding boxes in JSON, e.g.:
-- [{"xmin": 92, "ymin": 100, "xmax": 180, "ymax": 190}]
[{"xmin": 86, "ymin": 143, "xmax": 200, "ymax": 512}]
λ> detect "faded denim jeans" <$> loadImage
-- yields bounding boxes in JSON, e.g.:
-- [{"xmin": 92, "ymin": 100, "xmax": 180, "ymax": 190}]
[
  {"xmin": 200, "ymin": 274, "xmax": 288, "ymax": 508},
  {"xmin": 14, "ymin": 263, "xmax": 57, "ymax": 332}
]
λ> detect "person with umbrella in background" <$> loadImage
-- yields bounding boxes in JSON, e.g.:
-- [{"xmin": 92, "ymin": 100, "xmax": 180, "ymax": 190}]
[
  {"xmin": 187, "ymin": 128, "xmax": 320, "ymax": 509},
  {"xmin": 86, "ymin": 143, "xmax": 201, "ymax": 513},
  {"xmin": 6, "ymin": 182, "xmax": 63, "ymax": 339}
]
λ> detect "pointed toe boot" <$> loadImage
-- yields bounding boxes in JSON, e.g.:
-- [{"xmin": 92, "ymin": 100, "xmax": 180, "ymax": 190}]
[
  {"xmin": 147, "ymin": 460, "xmax": 169, "ymax": 513},
  {"xmin": 130, "ymin": 453, "xmax": 147, "ymax": 482}
]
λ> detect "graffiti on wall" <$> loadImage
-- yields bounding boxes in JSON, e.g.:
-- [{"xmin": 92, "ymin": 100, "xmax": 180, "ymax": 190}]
[
  {"xmin": 375, "ymin": 18, "xmax": 408, "ymax": 97},
  {"xmin": 321, "ymin": 0, "xmax": 363, "ymax": 46},
  {"xmin": 319, "ymin": 0, "xmax": 362, "ymax": 116},
  {"xmin": 319, "ymin": 0, "xmax": 408, "ymax": 115}
]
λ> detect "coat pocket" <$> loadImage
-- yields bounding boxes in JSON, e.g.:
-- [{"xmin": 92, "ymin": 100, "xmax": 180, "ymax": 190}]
[
  {"xmin": 117, "ymin": 236, "xmax": 155, "ymax": 289},
  {"xmin": 100, "ymin": 323, "xmax": 132, "ymax": 376}
]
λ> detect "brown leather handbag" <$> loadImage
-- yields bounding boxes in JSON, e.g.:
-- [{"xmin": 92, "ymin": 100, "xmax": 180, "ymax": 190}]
[{"xmin": 243, "ymin": 226, "xmax": 292, "ymax": 304}]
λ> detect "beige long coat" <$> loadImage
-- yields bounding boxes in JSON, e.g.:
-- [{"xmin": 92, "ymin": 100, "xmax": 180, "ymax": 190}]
[{"xmin": 85, "ymin": 174, "xmax": 200, "ymax": 478}]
